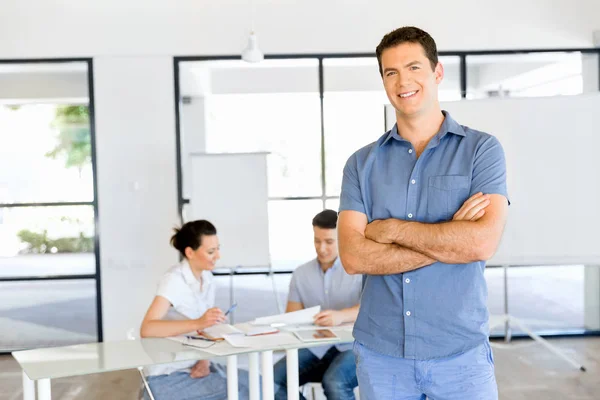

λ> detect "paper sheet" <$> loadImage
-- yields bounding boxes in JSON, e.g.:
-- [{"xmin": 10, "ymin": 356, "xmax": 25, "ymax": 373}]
[
  {"xmin": 252, "ymin": 306, "xmax": 321, "ymax": 326},
  {"xmin": 282, "ymin": 322, "xmax": 354, "ymax": 332},
  {"xmin": 202, "ymin": 324, "xmax": 243, "ymax": 339},
  {"xmin": 234, "ymin": 322, "xmax": 279, "ymax": 336},
  {"xmin": 165, "ymin": 336, "xmax": 215, "ymax": 349},
  {"xmin": 222, "ymin": 332, "xmax": 301, "ymax": 348}
]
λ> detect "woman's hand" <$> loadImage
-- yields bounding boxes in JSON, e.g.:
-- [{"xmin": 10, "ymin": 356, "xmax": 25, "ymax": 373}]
[{"xmin": 196, "ymin": 307, "xmax": 225, "ymax": 330}]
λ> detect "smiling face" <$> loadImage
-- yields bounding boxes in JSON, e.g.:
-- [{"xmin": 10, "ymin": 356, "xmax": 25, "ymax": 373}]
[
  {"xmin": 381, "ymin": 42, "xmax": 444, "ymax": 119},
  {"xmin": 185, "ymin": 234, "xmax": 221, "ymax": 271}
]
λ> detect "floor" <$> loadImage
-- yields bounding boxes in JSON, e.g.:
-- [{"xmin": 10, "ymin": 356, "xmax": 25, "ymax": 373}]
[{"xmin": 1, "ymin": 337, "xmax": 599, "ymax": 399}]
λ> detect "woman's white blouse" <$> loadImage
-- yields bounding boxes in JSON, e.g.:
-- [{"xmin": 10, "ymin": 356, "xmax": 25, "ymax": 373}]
[{"xmin": 145, "ymin": 260, "xmax": 216, "ymax": 377}]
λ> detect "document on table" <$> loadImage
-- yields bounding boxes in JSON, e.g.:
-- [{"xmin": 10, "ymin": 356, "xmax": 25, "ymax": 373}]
[
  {"xmin": 234, "ymin": 322, "xmax": 279, "ymax": 336},
  {"xmin": 166, "ymin": 336, "xmax": 244, "ymax": 356},
  {"xmin": 282, "ymin": 322, "xmax": 354, "ymax": 332},
  {"xmin": 222, "ymin": 332, "xmax": 301, "ymax": 348},
  {"xmin": 252, "ymin": 306, "xmax": 321, "ymax": 326},
  {"xmin": 166, "ymin": 335, "xmax": 215, "ymax": 349},
  {"xmin": 201, "ymin": 324, "xmax": 243, "ymax": 340}
]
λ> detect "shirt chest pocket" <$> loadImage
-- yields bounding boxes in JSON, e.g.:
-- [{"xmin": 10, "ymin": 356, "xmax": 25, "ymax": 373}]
[{"xmin": 427, "ymin": 175, "xmax": 470, "ymax": 222}]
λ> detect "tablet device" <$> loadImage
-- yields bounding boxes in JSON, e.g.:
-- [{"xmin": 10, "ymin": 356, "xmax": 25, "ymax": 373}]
[{"xmin": 293, "ymin": 329, "xmax": 339, "ymax": 342}]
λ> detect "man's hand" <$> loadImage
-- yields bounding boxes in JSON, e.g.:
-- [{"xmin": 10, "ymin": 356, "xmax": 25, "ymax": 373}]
[
  {"xmin": 453, "ymin": 192, "xmax": 490, "ymax": 222},
  {"xmin": 190, "ymin": 360, "xmax": 210, "ymax": 379},
  {"xmin": 314, "ymin": 310, "xmax": 344, "ymax": 327},
  {"xmin": 364, "ymin": 219, "xmax": 394, "ymax": 244}
]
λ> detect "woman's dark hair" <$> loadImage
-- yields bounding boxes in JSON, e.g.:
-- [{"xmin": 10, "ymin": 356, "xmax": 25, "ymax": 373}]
[{"xmin": 170, "ymin": 220, "xmax": 217, "ymax": 257}]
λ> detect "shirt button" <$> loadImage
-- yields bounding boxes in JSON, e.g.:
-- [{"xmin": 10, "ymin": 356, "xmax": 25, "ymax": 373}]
[
  {"xmin": 405, "ymin": 278, "xmax": 410, "ymax": 284},
  {"xmin": 411, "ymin": 179, "xmax": 416, "ymax": 184},
  {"xmin": 408, "ymin": 213, "xmax": 413, "ymax": 218},
  {"xmin": 406, "ymin": 311, "xmax": 411, "ymax": 316},
  {"xmin": 408, "ymin": 149, "xmax": 413, "ymax": 154}
]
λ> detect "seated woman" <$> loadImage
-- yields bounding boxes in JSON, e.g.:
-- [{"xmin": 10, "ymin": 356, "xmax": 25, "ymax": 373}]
[{"xmin": 140, "ymin": 219, "xmax": 251, "ymax": 400}]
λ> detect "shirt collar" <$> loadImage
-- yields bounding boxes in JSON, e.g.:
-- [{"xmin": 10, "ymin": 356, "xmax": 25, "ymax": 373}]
[
  {"xmin": 381, "ymin": 110, "xmax": 466, "ymax": 147},
  {"xmin": 316, "ymin": 257, "xmax": 342, "ymax": 273},
  {"xmin": 180, "ymin": 259, "xmax": 212, "ymax": 286}
]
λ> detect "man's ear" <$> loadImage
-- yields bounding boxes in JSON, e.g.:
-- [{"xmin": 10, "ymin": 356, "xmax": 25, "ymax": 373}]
[{"xmin": 434, "ymin": 62, "xmax": 444, "ymax": 84}]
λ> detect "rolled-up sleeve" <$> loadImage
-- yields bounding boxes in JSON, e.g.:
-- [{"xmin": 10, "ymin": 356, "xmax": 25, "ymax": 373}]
[
  {"xmin": 287, "ymin": 271, "xmax": 302, "ymax": 304},
  {"xmin": 470, "ymin": 136, "xmax": 510, "ymax": 204},
  {"xmin": 339, "ymin": 152, "xmax": 367, "ymax": 214}
]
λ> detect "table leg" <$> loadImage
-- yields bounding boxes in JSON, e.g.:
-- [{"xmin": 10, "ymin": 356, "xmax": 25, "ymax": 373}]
[
  {"xmin": 261, "ymin": 350, "xmax": 274, "ymax": 400},
  {"xmin": 248, "ymin": 352, "xmax": 260, "ymax": 400},
  {"xmin": 227, "ymin": 355, "xmax": 239, "ymax": 400},
  {"xmin": 22, "ymin": 371, "xmax": 35, "ymax": 400},
  {"xmin": 286, "ymin": 348, "xmax": 299, "ymax": 400},
  {"xmin": 36, "ymin": 378, "xmax": 51, "ymax": 400}
]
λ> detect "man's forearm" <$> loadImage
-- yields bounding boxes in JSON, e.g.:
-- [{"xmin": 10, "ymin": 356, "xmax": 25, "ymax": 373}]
[
  {"xmin": 340, "ymin": 231, "xmax": 435, "ymax": 275},
  {"xmin": 385, "ymin": 219, "xmax": 493, "ymax": 264},
  {"xmin": 339, "ymin": 304, "xmax": 360, "ymax": 324}
]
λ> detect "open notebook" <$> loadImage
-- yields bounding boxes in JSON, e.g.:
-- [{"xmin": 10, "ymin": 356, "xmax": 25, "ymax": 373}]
[{"xmin": 200, "ymin": 323, "xmax": 279, "ymax": 341}]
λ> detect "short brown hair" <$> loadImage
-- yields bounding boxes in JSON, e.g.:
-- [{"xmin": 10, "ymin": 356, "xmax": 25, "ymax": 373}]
[
  {"xmin": 376, "ymin": 26, "xmax": 438, "ymax": 76},
  {"xmin": 312, "ymin": 209, "xmax": 338, "ymax": 229}
]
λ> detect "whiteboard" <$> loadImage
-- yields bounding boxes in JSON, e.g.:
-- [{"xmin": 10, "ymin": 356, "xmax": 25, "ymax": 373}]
[
  {"xmin": 385, "ymin": 94, "xmax": 600, "ymax": 266},
  {"xmin": 189, "ymin": 152, "xmax": 270, "ymax": 268}
]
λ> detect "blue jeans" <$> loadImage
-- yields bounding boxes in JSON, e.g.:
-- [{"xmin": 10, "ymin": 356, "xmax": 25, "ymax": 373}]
[
  {"xmin": 145, "ymin": 363, "xmax": 251, "ymax": 400},
  {"xmin": 354, "ymin": 340, "xmax": 498, "ymax": 400},
  {"xmin": 273, "ymin": 347, "xmax": 358, "ymax": 400}
]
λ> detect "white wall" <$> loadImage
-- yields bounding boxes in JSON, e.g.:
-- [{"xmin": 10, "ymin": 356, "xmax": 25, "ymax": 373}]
[
  {"xmin": 1, "ymin": 0, "xmax": 599, "ymax": 59},
  {"xmin": 93, "ymin": 56, "xmax": 179, "ymax": 340}
]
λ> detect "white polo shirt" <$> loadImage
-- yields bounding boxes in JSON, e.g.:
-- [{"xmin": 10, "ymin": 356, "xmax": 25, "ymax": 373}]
[{"xmin": 145, "ymin": 259, "xmax": 216, "ymax": 377}]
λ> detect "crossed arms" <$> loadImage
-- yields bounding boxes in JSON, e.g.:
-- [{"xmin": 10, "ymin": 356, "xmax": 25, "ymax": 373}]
[{"xmin": 339, "ymin": 193, "xmax": 508, "ymax": 275}]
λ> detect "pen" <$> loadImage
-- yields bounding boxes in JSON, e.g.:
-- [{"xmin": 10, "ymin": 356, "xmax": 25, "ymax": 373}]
[
  {"xmin": 185, "ymin": 335, "xmax": 213, "ymax": 342},
  {"xmin": 224, "ymin": 303, "xmax": 238, "ymax": 316}
]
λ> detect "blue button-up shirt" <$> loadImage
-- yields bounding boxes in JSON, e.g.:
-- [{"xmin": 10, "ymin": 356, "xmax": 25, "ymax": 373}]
[{"xmin": 339, "ymin": 111, "xmax": 508, "ymax": 360}]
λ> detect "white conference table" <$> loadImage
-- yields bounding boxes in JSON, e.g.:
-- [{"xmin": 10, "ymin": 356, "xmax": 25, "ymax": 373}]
[{"xmin": 12, "ymin": 328, "xmax": 354, "ymax": 400}]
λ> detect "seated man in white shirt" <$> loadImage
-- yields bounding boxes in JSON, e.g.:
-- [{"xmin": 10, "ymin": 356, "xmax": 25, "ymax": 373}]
[{"xmin": 273, "ymin": 210, "xmax": 362, "ymax": 400}]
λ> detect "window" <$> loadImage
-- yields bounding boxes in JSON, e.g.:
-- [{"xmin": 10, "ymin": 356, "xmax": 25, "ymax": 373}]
[
  {"xmin": 466, "ymin": 52, "xmax": 592, "ymax": 98},
  {"xmin": 486, "ymin": 265, "xmax": 596, "ymax": 335},
  {"xmin": 0, "ymin": 206, "xmax": 95, "ymax": 277},
  {"xmin": 179, "ymin": 59, "xmax": 323, "ymax": 269},
  {"xmin": 0, "ymin": 105, "xmax": 93, "ymax": 203},
  {"xmin": 0, "ymin": 61, "xmax": 99, "ymax": 350},
  {"xmin": 206, "ymin": 93, "xmax": 322, "ymax": 198}
]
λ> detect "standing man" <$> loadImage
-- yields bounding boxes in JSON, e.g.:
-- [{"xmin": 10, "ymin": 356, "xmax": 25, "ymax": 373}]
[
  {"xmin": 338, "ymin": 26, "xmax": 509, "ymax": 400},
  {"xmin": 274, "ymin": 209, "xmax": 362, "ymax": 400}
]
